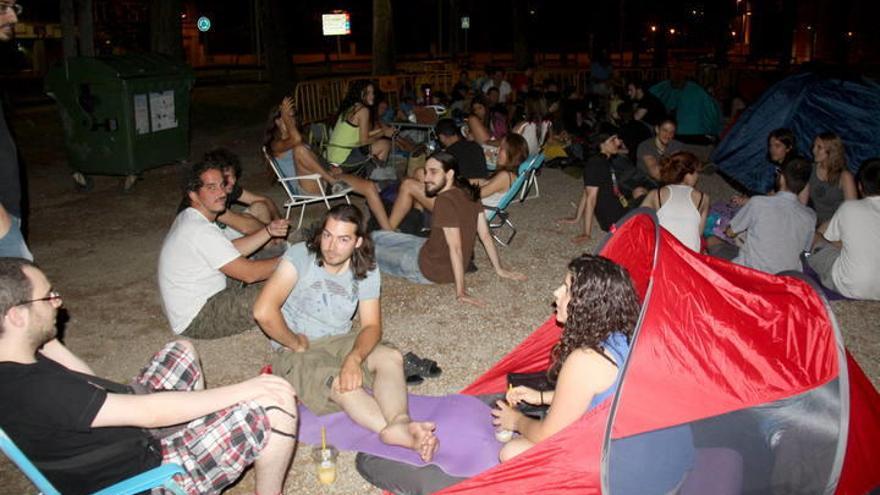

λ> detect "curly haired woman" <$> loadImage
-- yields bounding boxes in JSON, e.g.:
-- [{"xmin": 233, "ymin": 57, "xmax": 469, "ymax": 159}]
[{"xmin": 491, "ymin": 254, "xmax": 638, "ymax": 461}]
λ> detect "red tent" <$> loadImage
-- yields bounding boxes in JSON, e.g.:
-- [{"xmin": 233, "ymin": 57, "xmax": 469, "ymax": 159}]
[{"xmin": 439, "ymin": 210, "xmax": 880, "ymax": 494}]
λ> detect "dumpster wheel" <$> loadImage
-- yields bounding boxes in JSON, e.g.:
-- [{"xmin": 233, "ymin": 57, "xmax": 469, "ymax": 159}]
[
  {"xmin": 72, "ymin": 172, "xmax": 94, "ymax": 193},
  {"xmin": 121, "ymin": 174, "xmax": 139, "ymax": 193}
]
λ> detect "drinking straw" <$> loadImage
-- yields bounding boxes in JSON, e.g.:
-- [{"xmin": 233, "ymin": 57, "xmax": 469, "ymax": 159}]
[{"xmin": 321, "ymin": 426, "xmax": 327, "ymax": 451}]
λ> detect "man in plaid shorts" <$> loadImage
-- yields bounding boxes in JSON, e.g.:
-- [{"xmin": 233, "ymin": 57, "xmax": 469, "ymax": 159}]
[{"xmin": 0, "ymin": 258, "xmax": 298, "ymax": 494}]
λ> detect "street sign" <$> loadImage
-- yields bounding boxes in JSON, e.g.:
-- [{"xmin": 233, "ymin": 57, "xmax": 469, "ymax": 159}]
[
  {"xmin": 197, "ymin": 16, "xmax": 211, "ymax": 32},
  {"xmin": 322, "ymin": 12, "xmax": 351, "ymax": 36},
  {"xmin": 461, "ymin": 16, "xmax": 470, "ymax": 29}
]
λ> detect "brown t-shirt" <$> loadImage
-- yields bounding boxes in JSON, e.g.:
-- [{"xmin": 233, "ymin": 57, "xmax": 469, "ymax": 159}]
[{"xmin": 418, "ymin": 186, "xmax": 482, "ymax": 283}]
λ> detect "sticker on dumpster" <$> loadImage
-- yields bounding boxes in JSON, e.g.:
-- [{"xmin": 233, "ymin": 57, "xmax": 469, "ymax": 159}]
[
  {"xmin": 133, "ymin": 94, "xmax": 150, "ymax": 135},
  {"xmin": 149, "ymin": 90, "xmax": 178, "ymax": 132}
]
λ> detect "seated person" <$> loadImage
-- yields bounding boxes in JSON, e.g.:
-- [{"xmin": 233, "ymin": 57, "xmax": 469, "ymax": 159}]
[
  {"xmin": 722, "ymin": 158, "xmax": 816, "ymax": 274},
  {"xmin": 802, "ymin": 132, "xmax": 858, "ymax": 235},
  {"xmin": 201, "ymin": 148, "xmax": 283, "ymax": 239},
  {"xmin": 253, "ymin": 205, "xmax": 439, "ymax": 460},
  {"xmin": 559, "ymin": 132, "xmax": 646, "ymax": 244},
  {"xmin": 327, "ymin": 80, "xmax": 394, "ymax": 169},
  {"xmin": 386, "ymin": 118, "xmax": 489, "ymax": 231},
  {"xmin": 807, "ymin": 158, "xmax": 880, "ymax": 300},
  {"xmin": 626, "ymin": 79, "xmax": 668, "ymax": 126},
  {"xmin": 372, "ymin": 152, "xmax": 526, "ymax": 307},
  {"xmin": 465, "ymin": 97, "xmax": 500, "ymax": 148},
  {"xmin": 0, "ymin": 259, "xmax": 298, "ymax": 495},
  {"xmin": 639, "ymin": 151, "xmax": 709, "ymax": 252},
  {"xmin": 475, "ymin": 133, "xmax": 529, "ymax": 209},
  {"xmin": 158, "ymin": 162, "xmax": 289, "ymax": 338},
  {"xmin": 636, "ymin": 118, "xmax": 684, "ymax": 183},
  {"xmin": 511, "ymin": 93, "xmax": 550, "ymax": 156},
  {"xmin": 267, "ymin": 96, "xmax": 394, "ymax": 231},
  {"xmin": 491, "ymin": 254, "xmax": 636, "ymax": 461}
]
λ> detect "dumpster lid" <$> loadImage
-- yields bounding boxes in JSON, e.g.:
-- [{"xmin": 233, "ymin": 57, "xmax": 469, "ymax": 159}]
[{"xmin": 58, "ymin": 54, "xmax": 194, "ymax": 79}]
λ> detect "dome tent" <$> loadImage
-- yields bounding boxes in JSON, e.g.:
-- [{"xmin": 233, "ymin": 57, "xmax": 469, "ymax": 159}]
[
  {"xmin": 437, "ymin": 209, "xmax": 880, "ymax": 494},
  {"xmin": 710, "ymin": 71, "xmax": 880, "ymax": 194}
]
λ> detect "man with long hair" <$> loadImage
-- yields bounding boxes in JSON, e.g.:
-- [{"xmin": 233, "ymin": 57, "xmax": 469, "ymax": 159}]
[
  {"xmin": 373, "ymin": 151, "xmax": 526, "ymax": 307},
  {"xmin": 254, "ymin": 204, "xmax": 439, "ymax": 461},
  {"xmin": 159, "ymin": 162, "xmax": 289, "ymax": 339}
]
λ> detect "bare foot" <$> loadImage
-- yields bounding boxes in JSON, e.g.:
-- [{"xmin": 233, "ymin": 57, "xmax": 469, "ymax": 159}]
[
  {"xmin": 571, "ymin": 234, "xmax": 591, "ymax": 244},
  {"xmin": 556, "ymin": 216, "xmax": 579, "ymax": 225},
  {"xmin": 379, "ymin": 420, "xmax": 439, "ymax": 462}
]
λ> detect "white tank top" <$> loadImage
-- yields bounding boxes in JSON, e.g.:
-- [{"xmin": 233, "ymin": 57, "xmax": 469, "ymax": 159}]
[{"xmin": 657, "ymin": 184, "xmax": 702, "ymax": 251}]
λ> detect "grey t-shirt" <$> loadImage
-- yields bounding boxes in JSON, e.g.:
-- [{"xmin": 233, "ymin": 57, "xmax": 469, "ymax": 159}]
[
  {"xmin": 281, "ymin": 242, "xmax": 380, "ymax": 341},
  {"xmin": 729, "ymin": 191, "xmax": 816, "ymax": 274},
  {"xmin": 636, "ymin": 137, "xmax": 684, "ymax": 180}
]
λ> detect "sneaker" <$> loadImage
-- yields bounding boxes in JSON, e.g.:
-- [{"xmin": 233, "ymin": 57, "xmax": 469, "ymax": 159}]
[{"xmin": 331, "ymin": 180, "xmax": 350, "ymax": 195}]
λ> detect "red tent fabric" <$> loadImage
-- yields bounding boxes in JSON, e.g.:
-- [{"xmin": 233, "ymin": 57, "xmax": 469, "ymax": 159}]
[{"xmin": 437, "ymin": 210, "xmax": 880, "ymax": 494}]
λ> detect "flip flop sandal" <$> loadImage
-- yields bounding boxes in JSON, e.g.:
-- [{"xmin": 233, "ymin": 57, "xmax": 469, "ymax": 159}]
[
  {"xmin": 406, "ymin": 374, "xmax": 424, "ymax": 386},
  {"xmin": 403, "ymin": 352, "xmax": 443, "ymax": 379}
]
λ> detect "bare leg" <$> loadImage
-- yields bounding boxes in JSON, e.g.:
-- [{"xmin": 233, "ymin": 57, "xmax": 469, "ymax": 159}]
[
  {"xmin": 329, "ymin": 345, "xmax": 438, "ymax": 461},
  {"xmin": 371, "ymin": 138, "xmax": 391, "ymax": 162},
  {"xmin": 499, "ymin": 437, "xmax": 534, "ymax": 462},
  {"xmin": 341, "ymin": 174, "xmax": 393, "ymax": 231},
  {"xmin": 245, "ymin": 202, "xmax": 272, "ymax": 225},
  {"xmin": 388, "ymin": 177, "xmax": 436, "ymax": 230},
  {"xmin": 292, "ymin": 145, "xmax": 336, "ymax": 195},
  {"xmin": 253, "ymin": 396, "xmax": 297, "ymax": 495}
]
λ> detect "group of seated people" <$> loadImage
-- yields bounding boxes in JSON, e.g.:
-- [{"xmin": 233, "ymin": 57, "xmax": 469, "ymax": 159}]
[
  {"xmin": 0, "ymin": 171, "xmax": 638, "ymax": 494},
  {"xmin": 3, "ymin": 70, "xmax": 878, "ymax": 494},
  {"xmin": 555, "ymin": 108, "xmax": 880, "ymax": 300}
]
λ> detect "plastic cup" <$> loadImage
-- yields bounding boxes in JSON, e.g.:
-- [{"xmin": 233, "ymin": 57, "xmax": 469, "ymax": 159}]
[
  {"xmin": 495, "ymin": 428, "xmax": 513, "ymax": 443},
  {"xmin": 311, "ymin": 445, "xmax": 339, "ymax": 485}
]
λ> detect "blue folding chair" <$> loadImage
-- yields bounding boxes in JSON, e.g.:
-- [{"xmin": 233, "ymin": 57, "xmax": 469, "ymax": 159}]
[
  {"xmin": 484, "ymin": 154, "xmax": 545, "ymax": 246},
  {"xmin": 0, "ymin": 426, "xmax": 186, "ymax": 495}
]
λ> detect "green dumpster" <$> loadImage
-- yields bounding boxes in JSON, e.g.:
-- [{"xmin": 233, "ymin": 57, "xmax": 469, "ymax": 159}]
[{"xmin": 44, "ymin": 54, "xmax": 195, "ymax": 191}]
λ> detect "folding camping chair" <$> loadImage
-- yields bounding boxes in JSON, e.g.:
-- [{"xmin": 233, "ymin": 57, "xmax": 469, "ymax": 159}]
[
  {"xmin": 262, "ymin": 146, "xmax": 353, "ymax": 230},
  {"xmin": 0, "ymin": 426, "xmax": 186, "ymax": 495},
  {"xmin": 485, "ymin": 154, "xmax": 545, "ymax": 246}
]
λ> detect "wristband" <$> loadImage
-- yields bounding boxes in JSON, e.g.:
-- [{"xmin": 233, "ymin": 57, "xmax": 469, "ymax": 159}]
[{"xmin": 540, "ymin": 390, "xmax": 544, "ymax": 405}]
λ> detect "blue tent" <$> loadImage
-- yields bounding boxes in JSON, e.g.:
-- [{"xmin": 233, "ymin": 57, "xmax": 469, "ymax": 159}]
[{"xmin": 711, "ymin": 72, "xmax": 880, "ymax": 193}]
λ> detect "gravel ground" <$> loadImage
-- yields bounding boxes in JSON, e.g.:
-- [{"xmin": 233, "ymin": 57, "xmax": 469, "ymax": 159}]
[{"xmin": 1, "ymin": 92, "xmax": 877, "ymax": 494}]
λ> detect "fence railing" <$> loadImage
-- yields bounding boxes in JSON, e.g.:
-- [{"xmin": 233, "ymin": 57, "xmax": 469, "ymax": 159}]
[{"xmin": 292, "ymin": 64, "xmax": 776, "ymax": 126}]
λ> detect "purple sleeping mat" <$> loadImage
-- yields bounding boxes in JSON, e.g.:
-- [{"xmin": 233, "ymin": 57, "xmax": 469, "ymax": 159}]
[{"xmin": 297, "ymin": 393, "xmax": 502, "ymax": 478}]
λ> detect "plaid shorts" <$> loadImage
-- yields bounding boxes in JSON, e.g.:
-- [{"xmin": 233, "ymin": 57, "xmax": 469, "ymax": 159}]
[
  {"xmin": 132, "ymin": 341, "xmax": 202, "ymax": 393},
  {"xmin": 156, "ymin": 402, "xmax": 270, "ymax": 495},
  {"xmin": 135, "ymin": 342, "xmax": 270, "ymax": 495}
]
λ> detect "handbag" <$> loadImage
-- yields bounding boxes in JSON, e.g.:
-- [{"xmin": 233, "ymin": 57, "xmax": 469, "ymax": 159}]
[{"xmin": 507, "ymin": 371, "xmax": 553, "ymax": 419}]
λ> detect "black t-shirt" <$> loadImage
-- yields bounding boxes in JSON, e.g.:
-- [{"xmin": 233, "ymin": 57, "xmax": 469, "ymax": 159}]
[
  {"xmin": 0, "ymin": 102, "xmax": 22, "ymax": 217},
  {"xmin": 637, "ymin": 92, "xmax": 668, "ymax": 127},
  {"xmin": 446, "ymin": 140, "xmax": 488, "ymax": 179},
  {"xmin": 582, "ymin": 154, "xmax": 628, "ymax": 231},
  {"xmin": 0, "ymin": 356, "xmax": 160, "ymax": 495}
]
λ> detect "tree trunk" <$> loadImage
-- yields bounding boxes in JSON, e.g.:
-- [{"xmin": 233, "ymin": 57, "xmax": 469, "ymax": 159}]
[
  {"xmin": 258, "ymin": 0, "xmax": 296, "ymax": 100},
  {"xmin": 372, "ymin": 0, "xmax": 394, "ymax": 75},
  {"xmin": 511, "ymin": 0, "xmax": 531, "ymax": 69},
  {"xmin": 76, "ymin": 0, "xmax": 94, "ymax": 57},
  {"xmin": 150, "ymin": 0, "xmax": 184, "ymax": 61},
  {"xmin": 60, "ymin": 0, "xmax": 77, "ymax": 58},
  {"xmin": 447, "ymin": 0, "xmax": 459, "ymax": 59}
]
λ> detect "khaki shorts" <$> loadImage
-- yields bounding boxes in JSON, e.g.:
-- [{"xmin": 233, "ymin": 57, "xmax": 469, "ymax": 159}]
[{"xmin": 271, "ymin": 332, "xmax": 377, "ymax": 415}]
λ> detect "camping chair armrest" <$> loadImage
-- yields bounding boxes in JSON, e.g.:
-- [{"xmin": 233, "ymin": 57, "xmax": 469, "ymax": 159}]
[
  {"xmin": 277, "ymin": 174, "xmax": 322, "ymax": 183},
  {"xmin": 92, "ymin": 463, "xmax": 185, "ymax": 495}
]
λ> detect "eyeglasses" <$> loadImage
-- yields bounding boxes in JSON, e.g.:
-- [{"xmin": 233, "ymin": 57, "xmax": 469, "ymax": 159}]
[
  {"xmin": 0, "ymin": 3, "xmax": 22, "ymax": 16},
  {"xmin": 15, "ymin": 290, "xmax": 62, "ymax": 308}
]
